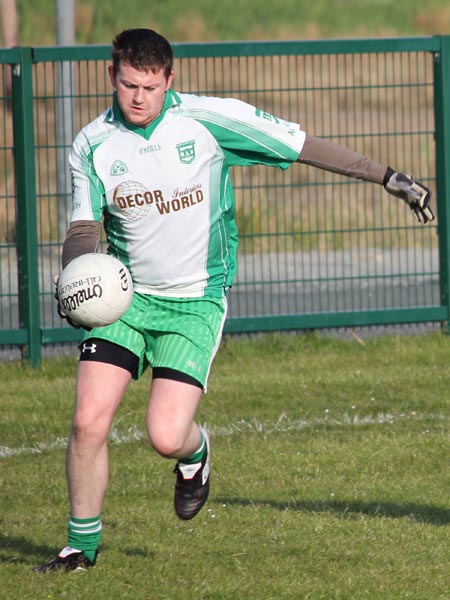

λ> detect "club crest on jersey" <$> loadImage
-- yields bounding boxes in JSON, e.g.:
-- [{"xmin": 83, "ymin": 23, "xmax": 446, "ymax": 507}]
[
  {"xmin": 176, "ymin": 140, "xmax": 196, "ymax": 164},
  {"xmin": 110, "ymin": 159, "xmax": 129, "ymax": 176}
]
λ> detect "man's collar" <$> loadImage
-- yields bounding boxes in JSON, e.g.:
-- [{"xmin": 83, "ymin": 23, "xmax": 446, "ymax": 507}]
[{"xmin": 107, "ymin": 89, "xmax": 180, "ymax": 139}]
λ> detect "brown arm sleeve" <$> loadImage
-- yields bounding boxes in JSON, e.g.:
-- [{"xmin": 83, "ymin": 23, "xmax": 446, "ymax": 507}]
[
  {"xmin": 298, "ymin": 134, "xmax": 389, "ymax": 184},
  {"xmin": 61, "ymin": 220, "xmax": 102, "ymax": 269}
]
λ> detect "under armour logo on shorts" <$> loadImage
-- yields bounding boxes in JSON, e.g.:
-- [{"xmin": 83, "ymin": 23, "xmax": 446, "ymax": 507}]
[{"xmin": 81, "ymin": 342, "xmax": 97, "ymax": 354}]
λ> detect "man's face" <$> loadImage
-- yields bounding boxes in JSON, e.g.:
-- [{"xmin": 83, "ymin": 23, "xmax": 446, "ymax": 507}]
[{"xmin": 108, "ymin": 62, "xmax": 174, "ymax": 127}]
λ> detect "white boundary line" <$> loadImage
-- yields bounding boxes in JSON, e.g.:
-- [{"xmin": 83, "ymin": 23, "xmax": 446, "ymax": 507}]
[{"xmin": 0, "ymin": 411, "xmax": 446, "ymax": 459}]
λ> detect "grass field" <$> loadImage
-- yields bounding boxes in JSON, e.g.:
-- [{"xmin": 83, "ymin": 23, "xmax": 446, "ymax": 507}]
[
  {"xmin": 1, "ymin": 332, "xmax": 449, "ymax": 599},
  {"xmin": 14, "ymin": 0, "xmax": 450, "ymax": 45}
]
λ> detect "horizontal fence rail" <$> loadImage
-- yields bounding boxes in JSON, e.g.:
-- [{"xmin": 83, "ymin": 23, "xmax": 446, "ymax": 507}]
[{"xmin": 0, "ymin": 36, "xmax": 449, "ymax": 365}]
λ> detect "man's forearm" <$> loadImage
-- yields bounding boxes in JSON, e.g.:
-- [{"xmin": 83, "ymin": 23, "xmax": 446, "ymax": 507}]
[
  {"xmin": 62, "ymin": 220, "xmax": 101, "ymax": 268},
  {"xmin": 298, "ymin": 134, "xmax": 388, "ymax": 184}
]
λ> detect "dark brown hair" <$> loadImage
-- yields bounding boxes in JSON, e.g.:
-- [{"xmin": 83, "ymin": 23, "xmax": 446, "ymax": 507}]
[{"xmin": 111, "ymin": 29, "xmax": 173, "ymax": 79}]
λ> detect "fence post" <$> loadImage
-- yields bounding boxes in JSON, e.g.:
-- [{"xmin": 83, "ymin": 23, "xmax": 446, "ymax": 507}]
[
  {"xmin": 433, "ymin": 35, "xmax": 450, "ymax": 330},
  {"xmin": 11, "ymin": 47, "xmax": 41, "ymax": 366},
  {"xmin": 56, "ymin": 0, "xmax": 75, "ymax": 239}
]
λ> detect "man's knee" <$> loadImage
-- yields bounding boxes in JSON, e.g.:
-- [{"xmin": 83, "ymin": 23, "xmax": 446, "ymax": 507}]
[
  {"xmin": 147, "ymin": 425, "xmax": 187, "ymax": 457},
  {"xmin": 71, "ymin": 411, "xmax": 111, "ymax": 445}
]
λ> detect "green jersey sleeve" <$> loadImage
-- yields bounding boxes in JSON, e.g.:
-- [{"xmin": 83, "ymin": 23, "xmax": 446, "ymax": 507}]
[
  {"xmin": 176, "ymin": 93, "xmax": 305, "ymax": 169},
  {"xmin": 68, "ymin": 117, "xmax": 111, "ymax": 222}
]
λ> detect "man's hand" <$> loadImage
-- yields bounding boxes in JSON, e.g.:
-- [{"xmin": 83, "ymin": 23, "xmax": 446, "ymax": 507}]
[
  {"xmin": 384, "ymin": 171, "xmax": 435, "ymax": 224},
  {"xmin": 53, "ymin": 275, "xmax": 91, "ymax": 331}
]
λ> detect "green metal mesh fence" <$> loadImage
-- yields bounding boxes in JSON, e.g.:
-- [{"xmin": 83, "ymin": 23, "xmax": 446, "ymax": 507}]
[{"xmin": 0, "ymin": 37, "xmax": 448, "ymax": 364}]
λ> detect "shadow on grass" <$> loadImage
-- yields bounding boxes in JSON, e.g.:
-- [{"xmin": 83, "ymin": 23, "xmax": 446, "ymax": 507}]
[
  {"xmin": 0, "ymin": 534, "xmax": 56, "ymax": 565},
  {"xmin": 0, "ymin": 533, "xmax": 157, "ymax": 566},
  {"xmin": 214, "ymin": 497, "xmax": 450, "ymax": 526}
]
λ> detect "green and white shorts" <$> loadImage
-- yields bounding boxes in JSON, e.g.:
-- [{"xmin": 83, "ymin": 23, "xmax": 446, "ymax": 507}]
[{"xmin": 81, "ymin": 292, "xmax": 227, "ymax": 389}]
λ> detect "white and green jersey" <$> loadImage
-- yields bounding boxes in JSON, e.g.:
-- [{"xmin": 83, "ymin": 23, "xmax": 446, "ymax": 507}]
[{"xmin": 69, "ymin": 89, "xmax": 306, "ymax": 298}]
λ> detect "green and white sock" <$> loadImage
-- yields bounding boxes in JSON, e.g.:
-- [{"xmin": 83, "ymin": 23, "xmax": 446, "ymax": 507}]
[
  {"xmin": 67, "ymin": 515, "xmax": 102, "ymax": 564},
  {"xmin": 181, "ymin": 429, "xmax": 206, "ymax": 465}
]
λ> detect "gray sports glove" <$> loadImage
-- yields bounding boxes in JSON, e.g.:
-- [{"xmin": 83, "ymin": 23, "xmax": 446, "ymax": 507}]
[{"xmin": 384, "ymin": 170, "xmax": 435, "ymax": 224}]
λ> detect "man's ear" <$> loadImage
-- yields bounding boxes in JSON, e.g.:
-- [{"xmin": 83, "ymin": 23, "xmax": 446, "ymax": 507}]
[
  {"xmin": 166, "ymin": 70, "xmax": 175, "ymax": 91},
  {"xmin": 108, "ymin": 64, "xmax": 116, "ymax": 88}
]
